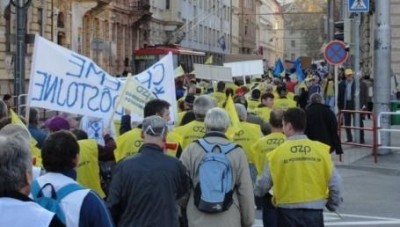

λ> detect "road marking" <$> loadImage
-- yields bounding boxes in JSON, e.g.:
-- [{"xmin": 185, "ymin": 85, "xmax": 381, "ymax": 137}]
[
  {"xmin": 325, "ymin": 220, "xmax": 400, "ymax": 226},
  {"xmin": 253, "ymin": 212, "xmax": 400, "ymax": 227}
]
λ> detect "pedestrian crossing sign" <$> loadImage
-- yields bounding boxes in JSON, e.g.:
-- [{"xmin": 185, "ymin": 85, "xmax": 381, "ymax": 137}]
[{"xmin": 348, "ymin": 0, "xmax": 370, "ymax": 13}]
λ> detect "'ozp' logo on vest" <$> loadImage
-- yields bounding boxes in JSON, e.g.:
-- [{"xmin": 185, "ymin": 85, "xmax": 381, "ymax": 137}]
[
  {"xmin": 235, "ymin": 130, "xmax": 244, "ymax": 137},
  {"xmin": 290, "ymin": 145, "xmax": 311, "ymax": 155},
  {"xmin": 193, "ymin": 126, "xmax": 206, "ymax": 133},
  {"xmin": 134, "ymin": 140, "xmax": 143, "ymax": 148},
  {"xmin": 266, "ymin": 138, "xmax": 285, "ymax": 145}
]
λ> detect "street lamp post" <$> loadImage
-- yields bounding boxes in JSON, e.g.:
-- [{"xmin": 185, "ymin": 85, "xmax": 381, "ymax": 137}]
[{"xmin": 11, "ymin": 0, "xmax": 31, "ymax": 109}]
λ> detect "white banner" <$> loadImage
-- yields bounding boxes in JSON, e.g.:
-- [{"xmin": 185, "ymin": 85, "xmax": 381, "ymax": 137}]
[
  {"xmin": 194, "ymin": 64, "xmax": 233, "ymax": 82},
  {"xmin": 28, "ymin": 35, "xmax": 176, "ymax": 121},
  {"xmin": 223, "ymin": 60, "xmax": 264, "ymax": 77}
]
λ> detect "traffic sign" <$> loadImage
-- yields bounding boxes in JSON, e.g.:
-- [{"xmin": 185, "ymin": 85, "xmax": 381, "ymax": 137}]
[
  {"xmin": 324, "ymin": 40, "xmax": 349, "ymax": 65},
  {"xmin": 348, "ymin": 0, "xmax": 369, "ymax": 13}
]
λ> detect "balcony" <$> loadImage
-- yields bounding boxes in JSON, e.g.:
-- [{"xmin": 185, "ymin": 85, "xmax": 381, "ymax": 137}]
[{"xmin": 131, "ymin": 0, "xmax": 150, "ymax": 11}]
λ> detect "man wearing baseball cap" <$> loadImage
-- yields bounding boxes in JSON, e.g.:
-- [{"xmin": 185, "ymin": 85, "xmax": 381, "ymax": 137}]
[
  {"xmin": 107, "ymin": 116, "xmax": 189, "ymax": 227},
  {"xmin": 338, "ymin": 69, "xmax": 367, "ymax": 143}
]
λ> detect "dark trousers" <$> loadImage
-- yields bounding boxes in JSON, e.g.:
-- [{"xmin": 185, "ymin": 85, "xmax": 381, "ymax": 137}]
[
  {"xmin": 343, "ymin": 106, "xmax": 364, "ymax": 141},
  {"xmin": 262, "ymin": 193, "xmax": 278, "ymax": 227},
  {"xmin": 277, "ymin": 208, "xmax": 324, "ymax": 227}
]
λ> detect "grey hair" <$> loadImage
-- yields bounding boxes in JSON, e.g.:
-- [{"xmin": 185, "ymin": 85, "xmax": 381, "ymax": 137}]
[
  {"xmin": 0, "ymin": 124, "xmax": 31, "ymax": 141},
  {"xmin": 235, "ymin": 103, "xmax": 247, "ymax": 121},
  {"xmin": 310, "ymin": 93, "xmax": 324, "ymax": 104},
  {"xmin": 204, "ymin": 107, "xmax": 230, "ymax": 132},
  {"xmin": 193, "ymin": 95, "xmax": 216, "ymax": 120},
  {"xmin": 0, "ymin": 134, "xmax": 32, "ymax": 193}
]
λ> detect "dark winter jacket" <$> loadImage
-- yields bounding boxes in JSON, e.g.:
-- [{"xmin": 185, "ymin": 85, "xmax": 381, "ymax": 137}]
[
  {"xmin": 305, "ymin": 103, "xmax": 343, "ymax": 154},
  {"xmin": 107, "ymin": 143, "xmax": 190, "ymax": 227}
]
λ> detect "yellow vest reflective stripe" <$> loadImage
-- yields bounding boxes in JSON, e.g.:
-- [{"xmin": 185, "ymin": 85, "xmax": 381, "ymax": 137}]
[
  {"xmin": 253, "ymin": 106, "xmax": 272, "ymax": 122},
  {"xmin": 228, "ymin": 122, "xmax": 262, "ymax": 163},
  {"xmin": 76, "ymin": 139, "xmax": 105, "ymax": 198},
  {"xmin": 115, "ymin": 128, "xmax": 143, "ymax": 162},
  {"xmin": 269, "ymin": 139, "xmax": 333, "ymax": 205},
  {"xmin": 251, "ymin": 132, "xmax": 285, "ymax": 175},
  {"xmin": 273, "ymin": 98, "xmax": 296, "ymax": 110},
  {"xmin": 171, "ymin": 120, "xmax": 206, "ymax": 150}
]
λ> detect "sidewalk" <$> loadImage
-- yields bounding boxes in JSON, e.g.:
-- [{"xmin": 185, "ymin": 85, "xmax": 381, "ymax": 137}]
[
  {"xmin": 333, "ymin": 145, "xmax": 400, "ymax": 176},
  {"xmin": 333, "ymin": 118, "xmax": 400, "ymax": 175}
]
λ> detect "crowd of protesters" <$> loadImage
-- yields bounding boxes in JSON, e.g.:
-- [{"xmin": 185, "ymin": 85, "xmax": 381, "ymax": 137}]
[{"xmin": 0, "ymin": 65, "xmax": 350, "ymax": 227}]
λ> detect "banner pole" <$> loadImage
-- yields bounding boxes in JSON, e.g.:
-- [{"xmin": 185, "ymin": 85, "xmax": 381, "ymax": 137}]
[{"xmin": 107, "ymin": 74, "xmax": 131, "ymax": 129}]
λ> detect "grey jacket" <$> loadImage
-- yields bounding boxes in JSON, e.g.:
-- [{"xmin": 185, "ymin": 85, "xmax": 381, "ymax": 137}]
[{"xmin": 180, "ymin": 132, "xmax": 255, "ymax": 227}]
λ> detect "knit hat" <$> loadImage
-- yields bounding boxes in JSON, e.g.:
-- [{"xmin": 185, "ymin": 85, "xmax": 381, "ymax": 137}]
[{"xmin": 45, "ymin": 116, "xmax": 70, "ymax": 132}]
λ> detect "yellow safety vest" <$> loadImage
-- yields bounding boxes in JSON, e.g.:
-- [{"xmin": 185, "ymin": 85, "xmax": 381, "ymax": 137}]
[
  {"xmin": 251, "ymin": 132, "xmax": 286, "ymax": 175},
  {"xmin": 253, "ymin": 106, "xmax": 272, "ymax": 122},
  {"xmin": 227, "ymin": 122, "xmax": 262, "ymax": 163},
  {"xmin": 177, "ymin": 111, "xmax": 187, "ymax": 126},
  {"xmin": 209, "ymin": 92, "xmax": 226, "ymax": 107},
  {"xmin": 247, "ymin": 99, "xmax": 260, "ymax": 113},
  {"xmin": 268, "ymin": 139, "xmax": 333, "ymax": 205},
  {"xmin": 171, "ymin": 120, "xmax": 206, "ymax": 150},
  {"xmin": 287, "ymin": 92, "xmax": 295, "ymax": 100},
  {"xmin": 273, "ymin": 98, "xmax": 296, "ymax": 110},
  {"xmin": 114, "ymin": 120, "xmax": 121, "ymax": 137},
  {"xmin": 31, "ymin": 139, "xmax": 42, "ymax": 167},
  {"xmin": 225, "ymin": 82, "xmax": 239, "ymax": 91},
  {"xmin": 115, "ymin": 128, "xmax": 143, "ymax": 162},
  {"xmin": 76, "ymin": 139, "xmax": 105, "ymax": 198}
]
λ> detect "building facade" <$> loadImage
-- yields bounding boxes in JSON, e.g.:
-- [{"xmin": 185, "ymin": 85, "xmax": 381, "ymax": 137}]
[
  {"xmin": 144, "ymin": 0, "xmax": 231, "ymax": 65},
  {"xmin": 0, "ymin": 0, "xmax": 149, "ymax": 96},
  {"xmin": 282, "ymin": 2, "xmax": 309, "ymax": 61},
  {"xmin": 239, "ymin": 0, "xmax": 257, "ymax": 54},
  {"xmin": 256, "ymin": 0, "xmax": 284, "ymax": 67},
  {"xmin": 390, "ymin": 0, "xmax": 400, "ymax": 88},
  {"xmin": 231, "ymin": 0, "xmax": 241, "ymax": 54}
]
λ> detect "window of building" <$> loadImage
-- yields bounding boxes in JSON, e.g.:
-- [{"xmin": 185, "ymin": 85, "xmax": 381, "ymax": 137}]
[
  {"xmin": 38, "ymin": 8, "xmax": 43, "ymax": 35},
  {"xmin": 291, "ymin": 53, "xmax": 295, "ymax": 60},
  {"xmin": 57, "ymin": 12, "xmax": 65, "ymax": 28},
  {"xmin": 291, "ymin": 40, "xmax": 295, "ymax": 48},
  {"xmin": 166, "ymin": 0, "xmax": 170, "ymax": 9},
  {"xmin": 208, "ymin": 28, "xmax": 212, "ymax": 45},
  {"xmin": 199, "ymin": 25, "xmax": 203, "ymax": 43}
]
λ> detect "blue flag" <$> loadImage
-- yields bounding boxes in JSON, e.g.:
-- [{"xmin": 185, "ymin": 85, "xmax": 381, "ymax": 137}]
[
  {"xmin": 273, "ymin": 59, "xmax": 284, "ymax": 77},
  {"xmin": 217, "ymin": 36, "xmax": 226, "ymax": 51},
  {"xmin": 295, "ymin": 58, "xmax": 305, "ymax": 82}
]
